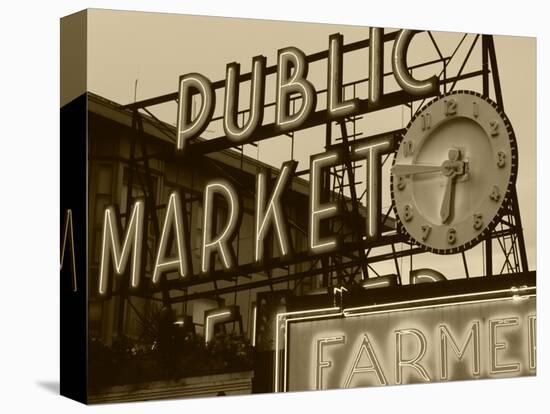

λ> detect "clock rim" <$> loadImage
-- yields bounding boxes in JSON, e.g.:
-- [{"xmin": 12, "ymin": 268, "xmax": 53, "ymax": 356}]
[{"xmin": 390, "ymin": 90, "xmax": 519, "ymax": 255}]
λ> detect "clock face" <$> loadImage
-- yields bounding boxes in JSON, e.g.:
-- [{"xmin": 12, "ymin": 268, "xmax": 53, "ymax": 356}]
[{"xmin": 390, "ymin": 91, "xmax": 517, "ymax": 254}]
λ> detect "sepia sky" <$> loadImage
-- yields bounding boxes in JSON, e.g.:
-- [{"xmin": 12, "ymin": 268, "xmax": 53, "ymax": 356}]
[{"xmin": 85, "ymin": 9, "xmax": 536, "ymax": 280}]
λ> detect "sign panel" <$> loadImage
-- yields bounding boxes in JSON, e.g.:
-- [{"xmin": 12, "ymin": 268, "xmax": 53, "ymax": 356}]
[{"xmin": 286, "ymin": 295, "xmax": 536, "ymax": 391}]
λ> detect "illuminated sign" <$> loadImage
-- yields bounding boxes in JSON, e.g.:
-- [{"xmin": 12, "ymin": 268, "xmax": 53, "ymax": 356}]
[
  {"xmin": 98, "ymin": 200, "xmax": 145, "ymax": 295},
  {"xmin": 204, "ymin": 305, "xmax": 242, "ymax": 343},
  {"xmin": 280, "ymin": 290, "xmax": 535, "ymax": 391},
  {"xmin": 97, "ymin": 138, "xmax": 395, "ymax": 294},
  {"xmin": 201, "ymin": 180, "xmax": 241, "ymax": 273},
  {"xmin": 60, "ymin": 10, "xmax": 537, "ymax": 406},
  {"xmin": 175, "ymin": 29, "xmax": 437, "ymax": 152},
  {"xmin": 255, "ymin": 161, "xmax": 297, "ymax": 261},
  {"xmin": 153, "ymin": 191, "xmax": 192, "ymax": 282},
  {"xmin": 60, "ymin": 209, "xmax": 77, "ymax": 292},
  {"xmin": 95, "ymin": 30, "xmax": 518, "ymax": 295}
]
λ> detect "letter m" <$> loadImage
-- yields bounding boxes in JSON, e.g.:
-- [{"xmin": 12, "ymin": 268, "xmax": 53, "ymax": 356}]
[
  {"xmin": 439, "ymin": 322, "xmax": 480, "ymax": 380},
  {"xmin": 98, "ymin": 201, "xmax": 145, "ymax": 295}
]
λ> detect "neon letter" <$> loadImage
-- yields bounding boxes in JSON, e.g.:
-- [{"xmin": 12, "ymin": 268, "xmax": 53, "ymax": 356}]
[
  {"xmin": 439, "ymin": 322, "xmax": 480, "ymax": 380},
  {"xmin": 60, "ymin": 209, "xmax": 77, "ymax": 292},
  {"xmin": 310, "ymin": 151, "xmax": 341, "ymax": 253},
  {"xmin": 327, "ymin": 33, "xmax": 359, "ymax": 118},
  {"xmin": 368, "ymin": 27, "xmax": 384, "ymax": 107},
  {"xmin": 98, "ymin": 201, "xmax": 145, "ymax": 295},
  {"xmin": 489, "ymin": 318, "xmax": 520, "ymax": 374},
  {"xmin": 344, "ymin": 334, "xmax": 387, "ymax": 387},
  {"xmin": 275, "ymin": 47, "xmax": 317, "ymax": 133},
  {"xmin": 153, "ymin": 191, "xmax": 192, "ymax": 283},
  {"xmin": 353, "ymin": 137, "xmax": 393, "ymax": 240},
  {"xmin": 176, "ymin": 73, "xmax": 216, "ymax": 152},
  {"xmin": 315, "ymin": 336, "xmax": 345, "ymax": 389},
  {"xmin": 224, "ymin": 55, "xmax": 266, "ymax": 142},
  {"xmin": 392, "ymin": 30, "xmax": 438, "ymax": 96},
  {"xmin": 528, "ymin": 315, "xmax": 536, "ymax": 370},
  {"xmin": 205, "ymin": 309, "xmax": 233, "ymax": 343},
  {"xmin": 202, "ymin": 180, "xmax": 241, "ymax": 273},
  {"xmin": 395, "ymin": 328, "xmax": 431, "ymax": 384},
  {"xmin": 255, "ymin": 161, "xmax": 297, "ymax": 262}
]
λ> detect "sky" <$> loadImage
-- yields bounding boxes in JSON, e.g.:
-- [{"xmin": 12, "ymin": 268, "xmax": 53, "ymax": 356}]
[{"xmin": 85, "ymin": 9, "xmax": 536, "ymax": 280}]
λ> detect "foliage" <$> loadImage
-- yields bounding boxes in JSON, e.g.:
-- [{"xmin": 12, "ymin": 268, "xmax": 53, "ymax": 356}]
[{"xmin": 88, "ymin": 312, "xmax": 253, "ymax": 389}]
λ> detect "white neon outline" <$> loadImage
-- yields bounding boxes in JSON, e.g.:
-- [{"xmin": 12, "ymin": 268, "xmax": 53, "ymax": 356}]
[
  {"xmin": 345, "ymin": 296, "xmax": 536, "ymax": 320},
  {"xmin": 333, "ymin": 286, "xmax": 348, "ymax": 308},
  {"xmin": 224, "ymin": 59, "xmax": 264, "ymax": 140},
  {"xmin": 177, "ymin": 76, "xmax": 209, "ymax": 149},
  {"xmin": 276, "ymin": 49, "xmax": 311, "ymax": 128},
  {"xmin": 344, "ymin": 287, "xmax": 536, "ymax": 316},
  {"xmin": 310, "ymin": 153, "xmax": 339, "ymax": 251},
  {"xmin": 153, "ymin": 192, "xmax": 188, "ymax": 283},
  {"xmin": 393, "ymin": 31, "xmax": 421, "ymax": 92},
  {"xmin": 60, "ymin": 209, "xmax": 77, "ymax": 292},
  {"xmin": 395, "ymin": 328, "xmax": 430, "ymax": 384},
  {"xmin": 344, "ymin": 333, "xmax": 387, "ymax": 387},
  {"xmin": 274, "ymin": 306, "xmax": 342, "ymax": 392},
  {"xmin": 98, "ymin": 201, "xmax": 144, "ymax": 295},
  {"xmin": 315, "ymin": 336, "xmax": 345, "ymax": 389},
  {"xmin": 282, "ymin": 310, "xmax": 346, "ymax": 391},
  {"xmin": 255, "ymin": 164, "xmax": 293, "ymax": 261},
  {"xmin": 362, "ymin": 280, "xmax": 392, "ymax": 289},
  {"xmin": 201, "ymin": 181, "xmax": 238, "ymax": 273},
  {"xmin": 489, "ymin": 317, "xmax": 521, "ymax": 374},
  {"xmin": 205, "ymin": 310, "xmax": 231, "ymax": 343},
  {"xmin": 354, "ymin": 140, "xmax": 391, "ymax": 239},
  {"xmin": 333, "ymin": 286, "xmax": 348, "ymax": 295},
  {"xmin": 256, "ymin": 171, "xmax": 265, "ymax": 261},
  {"xmin": 328, "ymin": 35, "xmax": 356, "ymax": 117},
  {"xmin": 528, "ymin": 315, "xmax": 536, "ymax": 370},
  {"xmin": 276, "ymin": 288, "xmax": 536, "ymax": 391},
  {"xmin": 392, "ymin": 30, "xmax": 437, "ymax": 95},
  {"xmin": 251, "ymin": 305, "xmax": 257, "ymax": 347},
  {"xmin": 439, "ymin": 321, "xmax": 480, "ymax": 380},
  {"xmin": 368, "ymin": 27, "xmax": 383, "ymax": 105}
]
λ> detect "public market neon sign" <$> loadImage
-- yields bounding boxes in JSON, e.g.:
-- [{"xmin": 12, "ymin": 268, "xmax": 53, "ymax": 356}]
[{"xmin": 98, "ymin": 29, "xmax": 439, "ymax": 294}]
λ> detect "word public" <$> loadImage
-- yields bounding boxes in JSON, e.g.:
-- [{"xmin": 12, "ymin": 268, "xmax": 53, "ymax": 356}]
[
  {"xmin": 98, "ymin": 29, "xmax": 439, "ymax": 294},
  {"xmin": 176, "ymin": 29, "xmax": 438, "ymax": 151}
]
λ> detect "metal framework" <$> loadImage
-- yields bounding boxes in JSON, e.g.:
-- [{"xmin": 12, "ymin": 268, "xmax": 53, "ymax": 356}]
[{"xmin": 104, "ymin": 31, "xmax": 530, "ymax": 331}]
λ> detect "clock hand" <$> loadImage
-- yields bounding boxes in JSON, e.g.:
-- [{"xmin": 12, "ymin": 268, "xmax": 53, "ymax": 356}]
[
  {"xmin": 440, "ymin": 174, "xmax": 456, "ymax": 224},
  {"xmin": 440, "ymin": 148, "xmax": 463, "ymax": 224},
  {"xmin": 391, "ymin": 164, "xmax": 442, "ymax": 176}
]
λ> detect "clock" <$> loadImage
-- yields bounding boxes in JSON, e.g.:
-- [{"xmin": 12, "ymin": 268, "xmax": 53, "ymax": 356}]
[{"xmin": 390, "ymin": 91, "xmax": 518, "ymax": 254}]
